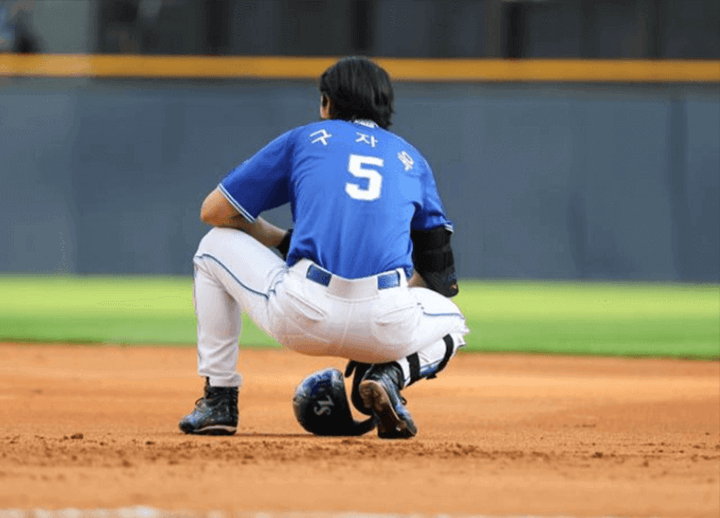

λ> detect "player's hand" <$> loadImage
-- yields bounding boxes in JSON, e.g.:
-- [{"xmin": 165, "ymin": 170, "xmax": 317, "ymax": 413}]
[
  {"xmin": 407, "ymin": 271, "xmax": 427, "ymax": 288},
  {"xmin": 276, "ymin": 229, "xmax": 293, "ymax": 260}
]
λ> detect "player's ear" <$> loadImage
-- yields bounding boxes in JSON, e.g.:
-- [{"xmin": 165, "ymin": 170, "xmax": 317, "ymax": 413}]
[{"xmin": 320, "ymin": 94, "xmax": 333, "ymax": 119}]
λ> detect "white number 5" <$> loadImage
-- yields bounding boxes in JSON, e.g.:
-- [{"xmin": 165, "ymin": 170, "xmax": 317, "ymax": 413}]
[{"xmin": 346, "ymin": 154, "xmax": 384, "ymax": 201}]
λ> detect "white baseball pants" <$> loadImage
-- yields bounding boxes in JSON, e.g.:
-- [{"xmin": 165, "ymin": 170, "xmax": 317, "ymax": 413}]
[{"xmin": 192, "ymin": 228, "xmax": 469, "ymax": 388}]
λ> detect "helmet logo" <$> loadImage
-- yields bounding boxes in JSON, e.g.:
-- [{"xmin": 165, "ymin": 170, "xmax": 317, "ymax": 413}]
[{"xmin": 313, "ymin": 395, "xmax": 334, "ymax": 416}]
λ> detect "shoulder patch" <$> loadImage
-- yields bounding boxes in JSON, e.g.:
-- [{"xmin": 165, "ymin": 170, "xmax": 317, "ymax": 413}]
[{"xmin": 397, "ymin": 150, "xmax": 415, "ymax": 171}]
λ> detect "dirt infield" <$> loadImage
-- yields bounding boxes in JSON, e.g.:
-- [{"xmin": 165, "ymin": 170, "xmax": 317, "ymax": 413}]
[{"xmin": 0, "ymin": 343, "xmax": 718, "ymax": 518}]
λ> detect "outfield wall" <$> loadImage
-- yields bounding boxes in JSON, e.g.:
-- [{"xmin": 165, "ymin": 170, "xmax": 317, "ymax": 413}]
[{"xmin": 1, "ymin": 78, "xmax": 718, "ymax": 281}]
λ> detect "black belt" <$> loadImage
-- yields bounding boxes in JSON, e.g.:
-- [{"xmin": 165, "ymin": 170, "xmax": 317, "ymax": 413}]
[{"xmin": 306, "ymin": 264, "xmax": 401, "ymax": 290}]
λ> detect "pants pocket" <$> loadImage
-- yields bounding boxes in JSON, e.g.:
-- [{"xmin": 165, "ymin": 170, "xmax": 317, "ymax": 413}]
[
  {"xmin": 370, "ymin": 302, "xmax": 421, "ymax": 346},
  {"xmin": 283, "ymin": 289, "xmax": 327, "ymax": 324}
]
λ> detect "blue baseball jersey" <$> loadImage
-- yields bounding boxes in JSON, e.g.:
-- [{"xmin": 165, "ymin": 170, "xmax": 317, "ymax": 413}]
[{"xmin": 219, "ymin": 119, "xmax": 452, "ymax": 279}]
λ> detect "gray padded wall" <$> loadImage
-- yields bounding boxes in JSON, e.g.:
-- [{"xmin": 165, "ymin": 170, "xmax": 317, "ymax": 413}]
[{"xmin": 1, "ymin": 79, "xmax": 718, "ymax": 281}]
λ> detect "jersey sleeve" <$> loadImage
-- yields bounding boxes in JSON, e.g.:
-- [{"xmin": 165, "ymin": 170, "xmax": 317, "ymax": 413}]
[
  {"xmin": 411, "ymin": 157, "xmax": 454, "ymax": 232},
  {"xmin": 218, "ymin": 129, "xmax": 295, "ymax": 222}
]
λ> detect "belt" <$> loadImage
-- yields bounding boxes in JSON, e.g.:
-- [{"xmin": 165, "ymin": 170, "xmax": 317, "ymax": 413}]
[{"xmin": 306, "ymin": 264, "xmax": 401, "ymax": 290}]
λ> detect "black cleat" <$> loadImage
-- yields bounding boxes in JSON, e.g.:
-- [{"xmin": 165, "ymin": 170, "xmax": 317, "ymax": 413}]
[
  {"xmin": 179, "ymin": 378, "xmax": 238, "ymax": 435},
  {"xmin": 358, "ymin": 363, "xmax": 417, "ymax": 439}
]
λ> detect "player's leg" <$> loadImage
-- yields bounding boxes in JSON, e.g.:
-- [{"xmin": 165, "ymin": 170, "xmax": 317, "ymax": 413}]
[
  {"xmin": 357, "ymin": 332, "xmax": 466, "ymax": 439},
  {"xmin": 191, "ymin": 227, "xmax": 286, "ymax": 382},
  {"xmin": 180, "ymin": 227, "xmax": 285, "ymax": 435},
  {"xmin": 192, "ymin": 261, "xmax": 243, "ymax": 387},
  {"xmin": 380, "ymin": 285, "xmax": 468, "ymax": 384},
  {"xmin": 390, "ymin": 331, "xmax": 467, "ymax": 386},
  {"xmin": 357, "ymin": 287, "xmax": 468, "ymax": 439}
]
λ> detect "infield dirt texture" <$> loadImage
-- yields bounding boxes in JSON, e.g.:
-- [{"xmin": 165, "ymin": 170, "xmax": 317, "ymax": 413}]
[{"xmin": 1, "ymin": 344, "xmax": 718, "ymax": 517}]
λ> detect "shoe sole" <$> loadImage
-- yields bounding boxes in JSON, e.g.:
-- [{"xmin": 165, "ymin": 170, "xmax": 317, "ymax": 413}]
[
  {"xmin": 179, "ymin": 424, "xmax": 237, "ymax": 436},
  {"xmin": 358, "ymin": 380, "xmax": 417, "ymax": 439}
]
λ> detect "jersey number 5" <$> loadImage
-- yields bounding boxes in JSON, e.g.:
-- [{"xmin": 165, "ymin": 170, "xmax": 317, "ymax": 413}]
[{"xmin": 346, "ymin": 154, "xmax": 383, "ymax": 201}]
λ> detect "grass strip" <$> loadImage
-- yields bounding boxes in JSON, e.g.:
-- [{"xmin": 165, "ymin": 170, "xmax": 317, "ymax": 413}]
[{"xmin": 0, "ymin": 275, "xmax": 717, "ymax": 359}]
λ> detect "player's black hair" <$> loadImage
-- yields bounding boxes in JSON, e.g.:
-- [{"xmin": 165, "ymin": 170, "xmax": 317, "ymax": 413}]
[{"xmin": 319, "ymin": 56, "xmax": 394, "ymax": 129}]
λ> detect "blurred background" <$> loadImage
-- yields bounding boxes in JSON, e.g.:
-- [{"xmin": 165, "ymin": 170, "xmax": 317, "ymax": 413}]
[
  {"xmin": 1, "ymin": 0, "xmax": 719, "ymax": 282},
  {"xmin": 3, "ymin": 0, "xmax": 719, "ymax": 57}
]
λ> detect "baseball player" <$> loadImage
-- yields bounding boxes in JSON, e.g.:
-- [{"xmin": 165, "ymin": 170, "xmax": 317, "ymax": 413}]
[{"xmin": 179, "ymin": 56, "xmax": 469, "ymax": 439}]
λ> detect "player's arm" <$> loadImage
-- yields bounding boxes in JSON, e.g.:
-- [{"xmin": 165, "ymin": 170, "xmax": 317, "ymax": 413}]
[
  {"xmin": 411, "ymin": 226, "xmax": 458, "ymax": 297},
  {"xmin": 200, "ymin": 187, "xmax": 288, "ymax": 249},
  {"xmin": 410, "ymin": 157, "xmax": 458, "ymax": 297}
]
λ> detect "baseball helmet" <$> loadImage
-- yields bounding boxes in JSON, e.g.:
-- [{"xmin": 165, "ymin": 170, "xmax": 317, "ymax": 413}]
[{"xmin": 293, "ymin": 368, "xmax": 376, "ymax": 436}]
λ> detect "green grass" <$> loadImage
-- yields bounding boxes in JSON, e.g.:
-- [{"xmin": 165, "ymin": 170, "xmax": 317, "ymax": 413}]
[
  {"xmin": 453, "ymin": 281, "xmax": 719, "ymax": 358},
  {"xmin": 0, "ymin": 275, "xmax": 718, "ymax": 359}
]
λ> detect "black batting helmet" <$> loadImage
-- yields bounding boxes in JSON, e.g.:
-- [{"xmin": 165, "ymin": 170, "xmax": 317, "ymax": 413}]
[{"xmin": 293, "ymin": 368, "xmax": 376, "ymax": 436}]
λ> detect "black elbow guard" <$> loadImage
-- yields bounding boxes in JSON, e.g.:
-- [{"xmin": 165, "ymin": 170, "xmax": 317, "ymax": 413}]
[{"xmin": 411, "ymin": 226, "xmax": 459, "ymax": 297}]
